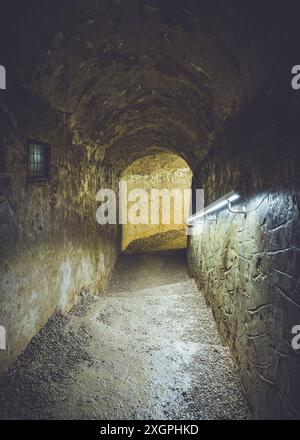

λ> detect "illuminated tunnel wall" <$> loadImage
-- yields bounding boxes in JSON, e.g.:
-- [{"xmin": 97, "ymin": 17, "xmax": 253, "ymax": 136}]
[
  {"xmin": 188, "ymin": 102, "xmax": 300, "ymax": 419},
  {"xmin": 0, "ymin": 88, "xmax": 121, "ymax": 375},
  {"xmin": 121, "ymin": 152, "xmax": 192, "ymax": 253}
]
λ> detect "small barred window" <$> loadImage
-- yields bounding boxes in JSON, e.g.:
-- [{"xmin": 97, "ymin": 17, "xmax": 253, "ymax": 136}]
[{"xmin": 27, "ymin": 142, "xmax": 50, "ymax": 181}]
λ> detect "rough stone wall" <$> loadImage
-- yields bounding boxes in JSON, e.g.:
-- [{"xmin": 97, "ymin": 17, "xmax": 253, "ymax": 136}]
[
  {"xmin": 0, "ymin": 87, "xmax": 119, "ymax": 375},
  {"xmin": 189, "ymin": 191, "xmax": 300, "ymax": 419},
  {"xmin": 188, "ymin": 100, "xmax": 300, "ymax": 419},
  {"xmin": 2, "ymin": 0, "xmax": 283, "ymax": 173},
  {"xmin": 121, "ymin": 153, "xmax": 192, "ymax": 251}
]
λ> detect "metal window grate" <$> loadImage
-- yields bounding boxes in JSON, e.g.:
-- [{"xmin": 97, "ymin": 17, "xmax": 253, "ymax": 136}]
[{"xmin": 27, "ymin": 142, "xmax": 50, "ymax": 181}]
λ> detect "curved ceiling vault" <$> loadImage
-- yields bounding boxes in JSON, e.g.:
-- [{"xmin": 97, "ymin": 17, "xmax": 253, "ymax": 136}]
[{"xmin": 4, "ymin": 0, "xmax": 286, "ymax": 173}]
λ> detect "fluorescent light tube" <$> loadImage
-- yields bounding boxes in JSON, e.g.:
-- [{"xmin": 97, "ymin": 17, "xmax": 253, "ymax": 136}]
[{"xmin": 187, "ymin": 191, "xmax": 241, "ymax": 225}]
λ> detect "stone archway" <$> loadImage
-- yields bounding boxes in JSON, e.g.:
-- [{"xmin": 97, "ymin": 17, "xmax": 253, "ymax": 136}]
[{"xmin": 120, "ymin": 151, "xmax": 192, "ymax": 253}]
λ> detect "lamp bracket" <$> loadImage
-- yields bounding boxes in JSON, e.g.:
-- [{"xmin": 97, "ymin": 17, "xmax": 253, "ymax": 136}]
[
  {"xmin": 227, "ymin": 201, "xmax": 247, "ymax": 218},
  {"xmin": 205, "ymin": 214, "xmax": 217, "ymax": 223}
]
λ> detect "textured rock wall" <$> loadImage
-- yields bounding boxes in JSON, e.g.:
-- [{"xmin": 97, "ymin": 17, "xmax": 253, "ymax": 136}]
[
  {"xmin": 188, "ymin": 111, "xmax": 300, "ymax": 419},
  {"xmin": 2, "ymin": 0, "xmax": 285, "ymax": 173},
  {"xmin": 0, "ymin": 87, "xmax": 120, "ymax": 375}
]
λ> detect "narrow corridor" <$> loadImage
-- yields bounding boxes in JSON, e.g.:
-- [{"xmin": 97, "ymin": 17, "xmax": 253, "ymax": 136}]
[{"xmin": 0, "ymin": 250, "xmax": 249, "ymax": 420}]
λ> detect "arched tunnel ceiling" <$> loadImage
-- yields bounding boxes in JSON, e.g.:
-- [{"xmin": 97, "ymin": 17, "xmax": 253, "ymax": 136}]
[
  {"xmin": 3, "ymin": 0, "xmax": 294, "ymax": 173},
  {"xmin": 123, "ymin": 151, "xmax": 191, "ymax": 177}
]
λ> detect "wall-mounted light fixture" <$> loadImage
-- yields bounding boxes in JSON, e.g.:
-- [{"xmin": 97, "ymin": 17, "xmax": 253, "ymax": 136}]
[{"xmin": 187, "ymin": 190, "xmax": 246, "ymax": 226}]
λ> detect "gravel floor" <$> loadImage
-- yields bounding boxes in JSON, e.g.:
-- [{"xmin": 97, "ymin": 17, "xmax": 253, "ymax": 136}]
[{"xmin": 0, "ymin": 250, "xmax": 250, "ymax": 420}]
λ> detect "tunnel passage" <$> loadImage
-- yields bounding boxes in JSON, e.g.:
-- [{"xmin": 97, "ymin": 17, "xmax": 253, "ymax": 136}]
[
  {"xmin": 0, "ymin": 250, "xmax": 250, "ymax": 420},
  {"xmin": 121, "ymin": 152, "xmax": 192, "ymax": 253},
  {"xmin": 0, "ymin": 0, "xmax": 300, "ymax": 420}
]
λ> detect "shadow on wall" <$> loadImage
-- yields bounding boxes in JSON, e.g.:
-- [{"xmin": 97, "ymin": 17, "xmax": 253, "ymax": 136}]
[{"xmin": 188, "ymin": 190, "xmax": 300, "ymax": 419}]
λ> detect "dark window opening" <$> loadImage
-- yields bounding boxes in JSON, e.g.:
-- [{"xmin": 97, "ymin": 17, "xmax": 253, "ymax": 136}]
[{"xmin": 27, "ymin": 141, "xmax": 50, "ymax": 181}]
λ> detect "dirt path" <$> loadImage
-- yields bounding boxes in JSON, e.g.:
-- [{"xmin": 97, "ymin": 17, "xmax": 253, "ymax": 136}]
[{"xmin": 0, "ymin": 250, "xmax": 250, "ymax": 420}]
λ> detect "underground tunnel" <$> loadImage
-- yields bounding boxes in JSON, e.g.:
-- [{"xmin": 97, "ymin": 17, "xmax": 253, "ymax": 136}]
[{"xmin": 0, "ymin": 0, "xmax": 300, "ymax": 422}]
